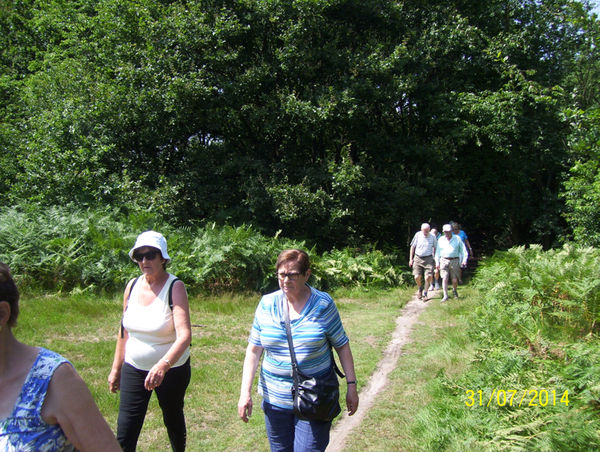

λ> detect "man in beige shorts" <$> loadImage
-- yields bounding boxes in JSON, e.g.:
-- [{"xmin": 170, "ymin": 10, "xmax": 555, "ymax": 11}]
[
  {"xmin": 435, "ymin": 224, "xmax": 468, "ymax": 302},
  {"xmin": 409, "ymin": 223, "xmax": 437, "ymax": 300}
]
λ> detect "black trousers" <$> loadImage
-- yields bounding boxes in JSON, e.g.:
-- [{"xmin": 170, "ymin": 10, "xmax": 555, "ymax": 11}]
[{"xmin": 117, "ymin": 359, "xmax": 191, "ymax": 452}]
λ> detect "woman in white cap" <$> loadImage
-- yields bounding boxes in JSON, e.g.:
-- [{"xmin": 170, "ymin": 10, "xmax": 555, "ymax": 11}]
[{"xmin": 108, "ymin": 231, "xmax": 192, "ymax": 452}]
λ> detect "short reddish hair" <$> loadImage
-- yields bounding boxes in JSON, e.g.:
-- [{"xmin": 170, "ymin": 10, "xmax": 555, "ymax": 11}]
[{"xmin": 275, "ymin": 249, "xmax": 310, "ymax": 275}]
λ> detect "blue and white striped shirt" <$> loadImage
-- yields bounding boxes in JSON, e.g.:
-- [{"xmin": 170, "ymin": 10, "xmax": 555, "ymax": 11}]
[{"xmin": 249, "ymin": 286, "xmax": 349, "ymax": 410}]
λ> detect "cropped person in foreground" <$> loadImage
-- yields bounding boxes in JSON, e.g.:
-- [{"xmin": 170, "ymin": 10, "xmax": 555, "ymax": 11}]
[
  {"xmin": 0, "ymin": 262, "xmax": 122, "ymax": 452},
  {"xmin": 238, "ymin": 249, "xmax": 359, "ymax": 452},
  {"xmin": 108, "ymin": 231, "xmax": 192, "ymax": 452}
]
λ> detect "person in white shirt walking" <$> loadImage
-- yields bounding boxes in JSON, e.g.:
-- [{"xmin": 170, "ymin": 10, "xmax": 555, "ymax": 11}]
[
  {"xmin": 108, "ymin": 231, "xmax": 192, "ymax": 452},
  {"xmin": 409, "ymin": 223, "xmax": 437, "ymax": 300},
  {"xmin": 435, "ymin": 224, "xmax": 468, "ymax": 302}
]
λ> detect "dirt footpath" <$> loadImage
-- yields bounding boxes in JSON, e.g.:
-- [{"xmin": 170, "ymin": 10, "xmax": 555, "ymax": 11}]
[{"xmin": 326, "ymin": 295, "xmax": 429, "ymax": 452}]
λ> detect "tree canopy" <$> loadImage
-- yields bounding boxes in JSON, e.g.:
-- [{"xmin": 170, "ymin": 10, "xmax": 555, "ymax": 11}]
[{"xmin": 1, "ymin": 0, "xmax": 599, "ymax": 251}]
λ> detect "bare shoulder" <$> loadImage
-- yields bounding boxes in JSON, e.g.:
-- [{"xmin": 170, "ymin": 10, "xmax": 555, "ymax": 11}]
[
  {"xmin": 171, "ymin": 278, "xmax": 189, "ymax": 305},
  {"xmin": 42, "ymin": 362, "xmax": 88, "ymax": 423},
  {"xmin": 44, "ymin": 362, "xmax": 122, "ymax": 451}
]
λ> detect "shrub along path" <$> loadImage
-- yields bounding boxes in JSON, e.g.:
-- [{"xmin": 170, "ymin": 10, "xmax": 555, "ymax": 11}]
[{"xmin": 327, "ymin": 292, "xmax": 429, "ymax": 452}]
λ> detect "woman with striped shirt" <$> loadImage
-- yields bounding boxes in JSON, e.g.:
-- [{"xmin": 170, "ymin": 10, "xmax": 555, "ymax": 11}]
[{"xmin": 238, "ymin": 249, "xmax": 359, "ymax": 452}]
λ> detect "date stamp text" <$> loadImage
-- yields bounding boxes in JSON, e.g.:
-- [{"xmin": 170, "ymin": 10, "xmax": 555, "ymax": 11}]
[{"xmin": 465, "ymin": 389, "xmax": 569, "ymax": 407}]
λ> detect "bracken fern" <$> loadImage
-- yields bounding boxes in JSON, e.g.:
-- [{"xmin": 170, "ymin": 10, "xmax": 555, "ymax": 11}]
[
  {"xmin": 0, "ymin": 203, "xmax": 409, "ymax": 294},
  {"xmin": 413, "ymin": 244, "xmax": 600, "ymax": 451}
]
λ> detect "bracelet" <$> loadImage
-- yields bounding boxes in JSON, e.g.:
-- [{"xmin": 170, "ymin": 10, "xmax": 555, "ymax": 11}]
[
  {"xmin": 347, "ymin": 381, "xmax": 357, "ymax": 385},
  {"xmin": 163, "ymin": 359, "xmax": 171, "ymax": 368}
]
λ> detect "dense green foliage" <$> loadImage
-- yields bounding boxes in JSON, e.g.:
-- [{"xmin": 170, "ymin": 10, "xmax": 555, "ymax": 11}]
[
  {"xmin": 561, "ymin": 11, "xmax": 600, "ymax": 247},
  {"xmin": 1, "ymin": 0, "xmax": 599, "ymax": 251},
  {"xmin": 0, "ymin": 204, "xmax": 409, "ymax": 293},
  {"xmin": 414, "ymin": 245, "xmax": 600, "ymax": 450}
]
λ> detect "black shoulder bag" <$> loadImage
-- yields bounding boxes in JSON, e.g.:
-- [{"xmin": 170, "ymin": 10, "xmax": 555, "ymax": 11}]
[{"xmin": 282, "ymin": 297, "xmax": 345, "ymax": 422}]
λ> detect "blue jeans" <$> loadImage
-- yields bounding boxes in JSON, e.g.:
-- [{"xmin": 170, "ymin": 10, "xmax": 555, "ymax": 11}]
[{"xmin": 262, "ymin": 400, "xmax": 332, "ymax": 452}]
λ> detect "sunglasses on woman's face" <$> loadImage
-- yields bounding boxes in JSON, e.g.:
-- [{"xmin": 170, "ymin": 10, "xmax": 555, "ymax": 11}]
[{"xmin": 133, "ymin": 251, "xmax": 159, "ymax": 262}]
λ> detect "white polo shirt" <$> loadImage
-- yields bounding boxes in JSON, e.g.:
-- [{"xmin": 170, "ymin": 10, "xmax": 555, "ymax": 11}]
[{"xmin": 411, "ymin": 231, "xmax": 437, "ymax": 257}]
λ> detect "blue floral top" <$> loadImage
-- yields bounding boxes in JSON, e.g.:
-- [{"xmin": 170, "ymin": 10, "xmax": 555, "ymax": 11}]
[{"xmin": 0, "ymin": 348, "xmax": 75, "ymax": 451}]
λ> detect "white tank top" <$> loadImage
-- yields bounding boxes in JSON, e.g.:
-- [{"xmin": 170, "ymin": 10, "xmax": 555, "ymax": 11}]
[{"xmin": 123, "ymin": 273, "xmax": 190, "ymax": 370}]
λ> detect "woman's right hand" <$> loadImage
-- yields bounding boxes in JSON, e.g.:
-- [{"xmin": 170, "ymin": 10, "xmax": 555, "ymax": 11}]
[
  {"xmin": 108, "ymin": 368, "xmax": 121, "ymax": 393},
  {"xmin": 237, "ymin": 393, "xmax": 253, "ymax": 423},
  {"xmin": 238, "ymin": 343, "xmax": 263, "ymax": 423}
]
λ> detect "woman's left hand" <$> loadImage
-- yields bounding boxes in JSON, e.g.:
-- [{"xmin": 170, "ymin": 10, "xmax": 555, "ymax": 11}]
[
  {"xmin": 346, "ymin": 384, "xmax": 359, "ymax": 416},
  {"xmin": 144, "ymin": 361, "xmax": 170, "ymax": 391},
  {"xmin": 335, "ymin": 342, "xmax": 360, "ymax": 416}
]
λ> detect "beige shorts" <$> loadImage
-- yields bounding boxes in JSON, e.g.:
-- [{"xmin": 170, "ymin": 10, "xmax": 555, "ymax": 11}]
[
  {"xmin": 439, "ymin": 257, "xmax": 460, "ymax": 281},
  {"xmin": 413, "ymin": 254, "xmax": 434, "ymax": 278}
]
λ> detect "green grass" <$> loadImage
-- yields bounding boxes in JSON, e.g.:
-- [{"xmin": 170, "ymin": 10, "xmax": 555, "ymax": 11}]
[
  {"xmin": 334, "ymin": 245, "xmax": 600, "ymax": 452},
  {"xmin": 337, "ymin": 286, "xmax": 480, "ymax": 452},
  {"xmin": 13, "ymin": 247, "xmax": 600, "ymax": 451},
  {"xmin": 14, "ymin": 286, "xmax": 408, "ymax": 451}
]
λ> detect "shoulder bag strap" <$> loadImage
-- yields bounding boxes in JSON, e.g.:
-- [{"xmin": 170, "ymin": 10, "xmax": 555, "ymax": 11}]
[
  {"xmin": 168, "ymin": 277, "xmax": 179, "ymax": 311},
  {"xmin": 282, "ymin": 296, "xmax": 299, "ymax": 372},
  {"xmin": 282, "ymin": 296, "xmax": 344, "ymax": 379}
]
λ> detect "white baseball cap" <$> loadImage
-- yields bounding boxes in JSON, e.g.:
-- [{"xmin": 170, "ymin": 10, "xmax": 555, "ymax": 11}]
[
  {"xmin": 128, "ymin": 231, "xmax": 171, "ymax": 264},
  {"xmin": 442, "ymin": 224, "xmax": 452, "ymax": 232}
]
